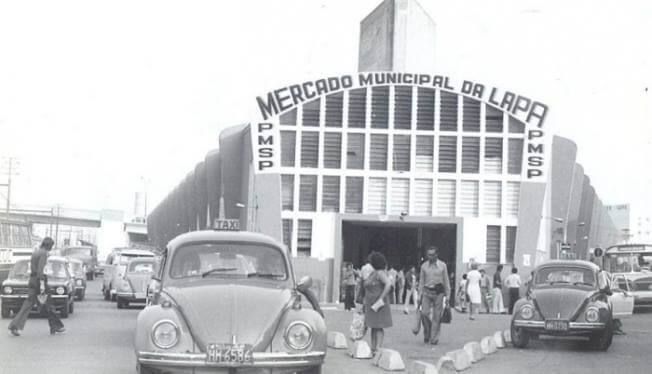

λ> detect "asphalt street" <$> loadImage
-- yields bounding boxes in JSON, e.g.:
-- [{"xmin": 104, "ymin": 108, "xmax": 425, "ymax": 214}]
[{"xmin": 1, "ymin": 280, "xmax": 651, "ymax": 374}]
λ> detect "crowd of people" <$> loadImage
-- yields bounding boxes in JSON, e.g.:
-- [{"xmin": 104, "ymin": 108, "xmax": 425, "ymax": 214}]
[{"xmin": 342, "ymin": 248, "xmax": 525, "ymax": 354}]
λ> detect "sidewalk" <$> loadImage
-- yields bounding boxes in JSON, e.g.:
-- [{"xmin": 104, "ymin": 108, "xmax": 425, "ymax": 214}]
[{"xmin": 322, "ymin": 304, "xmax": 512, "ymax": 373}]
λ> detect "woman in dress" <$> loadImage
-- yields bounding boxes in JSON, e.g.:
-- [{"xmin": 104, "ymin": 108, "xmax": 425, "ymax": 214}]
[
  {"xmin": 465, "ymin": 262, "xmax": 482, "ymax": 320},
  {"xmin": 362, "ymin": 252, "xmax": 393, "ymax": 354}
]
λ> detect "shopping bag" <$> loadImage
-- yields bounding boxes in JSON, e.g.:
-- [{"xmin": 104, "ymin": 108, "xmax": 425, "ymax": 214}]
[
  {"xmin": 440, "ymin": 303, "xmax": 452, "ymax": 324},
  {"xmin": 36, "ymin": 292, "xmax": 48, "ymax": 305},
  {"xmin": 349, "ymin": 310, "xmax": 367, "ymax": 341}
]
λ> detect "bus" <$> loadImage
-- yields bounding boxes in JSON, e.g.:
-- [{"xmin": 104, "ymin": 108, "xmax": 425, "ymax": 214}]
[
  {"xmin": 603, "ymin": 243, "xmax": 652, "ymax": 307},
  {"xmin": 0, "ymin": 219, "xmax": 35, "ymax": 283}
]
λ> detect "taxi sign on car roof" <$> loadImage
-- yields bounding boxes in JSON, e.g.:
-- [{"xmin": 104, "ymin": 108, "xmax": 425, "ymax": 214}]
[{"xmin": 213, "ymin": 219, "xmax": 240, "ymax": 231}]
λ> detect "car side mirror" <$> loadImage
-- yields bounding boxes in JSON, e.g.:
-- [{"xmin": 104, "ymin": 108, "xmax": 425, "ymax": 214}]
[{"xmin": 296, "ymin": 276, "xmax": 313, "ymax": 293}]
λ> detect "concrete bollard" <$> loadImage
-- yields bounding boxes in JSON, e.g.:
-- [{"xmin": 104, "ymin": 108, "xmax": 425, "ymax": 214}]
[
  {"xmin": 435, "ymin": 356, "xmax": 458, "ymax": 374},
  {"xmin": 502, "ymin": 329, "xmax": 512, "ymax": 344},
  {"xmin": 348, "ymin": 340, "xmax": 372, "ymax": 359},
  {"xmin": 493, "ymin": 331, "xmax": 506, "ymax": 348},
  {"xmin": 463, "ymin": 342, "xmax": 484, "ymax": 363},
  {"xmin": 480, "ymin": 336, "xmax": 498, "ymax": 355},
  {"xmin": 372, "ymin": 348, "xmax": 405, "ymax": 371},
  {"xmin": 443, "ymin": 349, "xmax": 472, "ymax": 371},
  {"xmin": 326, "ymin": 331, "xmax": 348, "ymax": 349},
  {"xmin": 409, "ymin": 360, "xmax": 439, "ymax": 374}
]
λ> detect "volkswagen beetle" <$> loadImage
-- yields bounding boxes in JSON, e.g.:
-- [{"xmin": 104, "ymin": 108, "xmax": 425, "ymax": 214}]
[
  {"xmin": 511, "ymin": 260, "xmax": 615, "ymax": 350},
  {"xmin": 134, "ymin": 221, "xmax": 326, "ymax": 374},
  {"xmin": 116, "ymin": 257, "xmax": 157, "ymax": 309}
]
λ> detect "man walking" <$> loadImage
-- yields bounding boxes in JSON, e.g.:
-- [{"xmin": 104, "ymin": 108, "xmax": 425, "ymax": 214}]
[
  {"xmin": 8, "ymin": 237, "xmax": 65, "ymax": 336},
  {"xmin": 418, "ymin": 246, "xmax": 451, "ymax": 345},
  {"xmin": 491, "ymin": 265, "xmax": 505, "ymax": 314},
  {"xmin": 505, "ymin": 267, "xmax": 522, "ymax": 315}
]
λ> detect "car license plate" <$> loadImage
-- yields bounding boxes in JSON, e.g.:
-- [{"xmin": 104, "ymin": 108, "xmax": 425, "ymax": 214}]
[
  {"xmin": 545, "ymin": 319, "xmax": 569, "ymax": 331},
  {"xmin": 206, "ymin": 343, "xmax": 254, "ymax": 365}
]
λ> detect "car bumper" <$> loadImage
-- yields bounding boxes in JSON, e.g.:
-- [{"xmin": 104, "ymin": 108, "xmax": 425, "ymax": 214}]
[
  {"xmin": 136, "ymin": 350, "xmax": 325, "ymax": 371},
  {"xmin": 513, "ymin": 319, "xmax": 606, "ymax": 332},
  {"xmin": 116, "ymin": 292, "xmax": 147, "ymax": 303},
  {"xmin": 1, "ymin": 294, "xmax": 69, "ymax": 309}
]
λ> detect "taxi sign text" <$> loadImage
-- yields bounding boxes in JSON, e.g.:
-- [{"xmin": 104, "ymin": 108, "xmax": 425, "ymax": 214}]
[{"xmin": 213, "ymin": 219, "xmax": 240, "ymax": 231}]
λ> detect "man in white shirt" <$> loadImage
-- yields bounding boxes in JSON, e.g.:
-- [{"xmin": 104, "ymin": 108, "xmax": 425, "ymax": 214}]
[{"xmin": 504, "ymin": 267, "xmax": 522, "ymax": 314}]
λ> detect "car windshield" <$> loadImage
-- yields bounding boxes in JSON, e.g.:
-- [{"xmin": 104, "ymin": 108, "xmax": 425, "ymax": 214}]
[
  {"xmin": 119, "ymin": 254, "xmax": 152, "ymax": 265},
  {"xmin": 169, "ymin": 242, "xmax": 288, "ymax": 280},
  {"xmin": 605, "ymin": 253, "xmax": 652, "ymax": 273},
  {"xmin": 45, "ymin": 261, "xmax": 68, "ymax": 278},
  {"xmin": 68, "ymin": 261, "xmax": 83, "ymax": 276},
  {"xmin": 9, "ymin": 260, "xmax": 30, "ymax": 278},
  {"xmin": 128, "ymin": 260, "xmax": 155, "ymax": 273},
  {"xmin": 65, "ymin": 247, "xmax": 92, "ymax": 256},
  {"xmin": 534, "ymin": 266, "xmax": 595, "ymax": 287}
]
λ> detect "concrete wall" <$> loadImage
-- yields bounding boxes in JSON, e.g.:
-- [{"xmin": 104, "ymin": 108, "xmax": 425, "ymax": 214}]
[
  {"xmin": 566, "ymin": 163, "xmax": 585, "ymax": 245},
  {"xmin": 219, "ymin": 124, "xmax": 247, "ymax": 221},
  {"xmin": 358, "ymin": 0, "xmax": 394, "ymax": 71},
  {"xmin": 205, "ymin": 149, "xmax": 221, "ymax": 224},
  {"xmin": 514, "ymin": 182, "xmax": 546, "ymax": 274},
  {"xmin": 549, "ymin": 136, "xmax": 578, "ymax": 258}
]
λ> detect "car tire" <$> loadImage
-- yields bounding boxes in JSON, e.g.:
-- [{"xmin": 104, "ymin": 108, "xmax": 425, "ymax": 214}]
[
  {"xmin": 1, "ymin": 307, "xmax": 10, "ymax": 318},
  {"xmin": 298, "ymin": 366, "xmax": 322, "ymax": 374},
  {"xmin": 510, "ymin": 322, "xmax": 530, "ymax": 348},
  {"xmin": 590, "ymin": 319, "xmax": 613, "ymax": 351}
]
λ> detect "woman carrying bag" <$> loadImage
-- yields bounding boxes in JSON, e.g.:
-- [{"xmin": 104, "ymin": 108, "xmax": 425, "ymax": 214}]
[{"xmin": 361, "ymin": 252, "xmax": 393, "ymax": 355}]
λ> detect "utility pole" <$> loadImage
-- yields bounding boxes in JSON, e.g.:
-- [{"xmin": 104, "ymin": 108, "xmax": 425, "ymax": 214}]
[{"xmin": 1, "ymin": 157, "xmax": 20, "ymax": 220}]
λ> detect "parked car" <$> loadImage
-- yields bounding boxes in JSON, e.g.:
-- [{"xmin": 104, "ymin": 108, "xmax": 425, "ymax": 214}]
[
  {"xmin": 67, "ymin": 257, "xmax": 87, "ymax": 301},
  {"xmin": 103, "ymin": 248, "xmax": 154, "ymax": 301},
  {"xmin": 134, "ymin": 222, "xmax": 326, "ymax": 374},
  {"xmin": 1, "ymin": 256, "xmax": 75, "ymax": 318},
  {"xmin": 510, "ymin": 260, "xmax": 621, "ymax": 350},
  {"xmin": 116, "ymin": 257, "xmax": 157, "ymax": 309}
]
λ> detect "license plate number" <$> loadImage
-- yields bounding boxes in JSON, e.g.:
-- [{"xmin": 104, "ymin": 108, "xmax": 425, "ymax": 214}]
[
  {"xmin": 545, "ymin": 319, "xmax": 569, "ymax": 331},
  {"xmin": 206, "ymin": 343, "xmax": 253, "ymax": 364}
]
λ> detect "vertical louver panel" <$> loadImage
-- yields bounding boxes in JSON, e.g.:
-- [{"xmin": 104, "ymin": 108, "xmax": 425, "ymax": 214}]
[
  {"xmin": 484, "ymin": 137, "xmax": 503, "ymax": 174},
  {"xmin": 506, "ymin": 226, "xmax": 517, "ymax": 263},
  {"xmin": 508, "ymin": 139, "xmax": 524, "ymax": 174},
  {"xmin": 280, "ymin": 130, "xmax": 296, "ymax": 167},
  {"xmin": 460, "ymin": 180, "xmax": 479, "ymax": 217},
  {"xmin": 345, "ymin": 177, "xmax": 364, "ymax": 213},
  {"xmin": 485, "ymin": 105, "xmax": 503, "ymax": 133},
  {"xmin": 414, "ymin": 179, "xmax": 433, "ymax": 216},
  {"xmin": 370, "ymin": 134, "xmax": 388, "ymax": 170},
  {"xmin": 282, "ymin": 219, "xmax": 293, "ymax": 252},
  {"xmin": 297, "ymin": 219, "xmax": 312, "ymax": 257},
  {"xmin": 462, "ymin": 97, "xmax": 480, "ymax": 132},
  {"xmin": 486, "ymin": 225, "xmax": 501, "ymax": 263},
  {"xmin": 348, "ymin": 88, "xmax": 366, "ymax": 128},
  {"xmin": 298, "ymin": 175, "xmax": 317, "ymax": 212},
  {"xmin": 439, "ymin": 91, "xmax": 458, "ymax": 131},
  {"xmin": 416, "ymin": 135, "xmax": 434, "ymax": 172},
  {"xmin": 509, "ymin": 116, "xmax": 525, "ymax": 133},
  {"xmin": 371, "ymin": 86, "xmax": 389, "ymax": 129},
  {"xmin": 325, "ymin": 92, "xmax": 343, "ymax": 127},
  {"xmin": 280, "ymin": 108, "xmax": 297, "ymax": 126},
  {"xmin": 300, "ymin": 132, "xmax": 319, "ymax": 168},
  {"xmin": 394, "ymin": 86, "xmax": 412, "ymax": 129},
  {"xmin": 436, "ymin": 180, "xmax": 456, "ymax": 216},
  {"xmin": 462, "ymin": 137, "xmax": 480, "ymax": 173},
  {"xmin": 390, "ymin": 178, "xmax": 409, "ymax": 215},
  {"xmin": 302, "ymin": 99, "xmax": 320, "ymax": 127},
  {"xmin": 347, "ymin": 133, "xmax": 365, "ymax": 169},
  {"xmin": 483, "ymin": 181, "xmax": 502, "ymax": 218},
  {"xmin": 417, "ymin": 88, "xmax": 435, "ymax": 130},
  {"xmin": 367, "ymin": 177, "xmax": 387, "ymax": 215},
  {"xmin": 321, "ymin": 175, "xmax": 340, "ymax": 212},
  {"xmin": 281, "ymin": 174, "xmax": 294, "ymax": 211},
  {"xmin": 438, "ymin": 136, "xmax": 457, "ymax": 172},
  {"xmin": 506, "ymin": 182, "xmax": 520, "ymax": 218},
  {"xmin": 323, "ymin": 132, "xmax": 342, "ymax": 169},
  {"xmin": 393, "ymin": 135, "xmax": 411, "ymax": 171}
]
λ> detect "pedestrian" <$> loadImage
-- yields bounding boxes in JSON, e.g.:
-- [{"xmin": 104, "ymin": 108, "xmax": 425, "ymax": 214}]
[
  {"xmin": 361, "ymin": 252, "xmax": 393, "ymax": 355},
  {"xmin": 387, "ymin": 266, "xmax": 397, "ymax": 304},
  {"xmin": 8, "ymin": 237, "xmax": 66, "ymax": 336},
  {"xmin": 479, "ymin": 269, "xmax": 491, "ymax": 313},
  {"xmin": 457, "ymin": 273, "xmax": 468, "ymax": 313},
  {"xmin": 343, "ymin": 263, "xmax": 357, "ymax": 310},
  {"xmin": 505, "ymin": 267, "xmax": 522, "ymax": 314},
  {"xmin": 491, "ymin": 265, "xmax": 506, "ymax": 314},
  {"xmin": 396, "ymin": 268, "xmax": 405, "ymax": 305},
  {"xmin": 465, "ymin": 263, "xmax": 482, "ymax": 320},
  {"xmin": 403, "ymin": 266, "xmax": 418, "ymax": 314},
  {"xmin": 418, "ymin": 246, "xmax": 451, "ymax": 345}
]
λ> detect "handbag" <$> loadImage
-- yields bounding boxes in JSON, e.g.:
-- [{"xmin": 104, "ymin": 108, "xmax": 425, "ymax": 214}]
[
  {"xmin": 411, "ymin": 309, "xmax": 422, "ymax": 335},
  {"xmin": 349, "ymin": 310, "xmax": 367, "ymax": 341},
  {"xmin": 440, "ymin": 303, "xmax": 452, "ymax": 324}
]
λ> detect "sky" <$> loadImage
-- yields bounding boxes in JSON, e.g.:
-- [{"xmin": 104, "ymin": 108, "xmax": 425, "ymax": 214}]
[{"xmin": 0, "ymin": 0, "xmax": 650, "ymax": 218}]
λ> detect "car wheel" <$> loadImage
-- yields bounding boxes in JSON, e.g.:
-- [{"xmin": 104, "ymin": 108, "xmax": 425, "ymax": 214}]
[
  {"xmin": 590, "ymin": 319, "xmax": 613, "ymax": 351},
  {"xmin": 1, "ymin": 307, "xmax": 10, "ymax": 318},
  {"xmin": 298, "ymin": 366, "xmax": 322, "ymax": 374},
  {"xmin": 510, "ymin": 322, "xmax": 530, "ymax": 348}
]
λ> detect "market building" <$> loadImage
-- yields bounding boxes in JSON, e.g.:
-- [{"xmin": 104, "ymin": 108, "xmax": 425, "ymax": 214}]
[{"xmin": 147, "ymin": 0, "xmax": 619, "ymax": 303}]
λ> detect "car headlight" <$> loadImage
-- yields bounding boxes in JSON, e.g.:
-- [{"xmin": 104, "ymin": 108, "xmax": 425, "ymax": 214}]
[
  {"xmin": 284, "ymin": 321, "xmax": 313, "ymax": 350},
  {"xmin": 3, "ymin": 286, "xmax": 12, "ymax": 294},
  {"xmin": 151, "ymin": 320, "xmax": 179, "ymax": 349},
  {"xmin": 585, "ymin": 307, "xmax": 600, "ymax": 322},
  {"xmin": 519, "ymin": 305, "xmax": 534, "ymax": 320}
]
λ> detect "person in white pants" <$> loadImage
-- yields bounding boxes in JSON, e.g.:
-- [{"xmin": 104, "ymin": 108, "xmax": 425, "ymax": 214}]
[
  {"xmin": 403, "ymin": 266, "xmax": 419, "ymax": 314},
  {"xmin": 491, "ymin": 264, "xmax": 506, "ymax": 314}
]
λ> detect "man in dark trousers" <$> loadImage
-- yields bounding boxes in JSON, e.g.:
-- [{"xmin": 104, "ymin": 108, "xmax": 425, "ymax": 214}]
[
  {"xmin": 8, "ymin": 237, "xmax": 65, "ymax": 336},
  {"xmin": 418, "ymin": 246, "xmax": 451, "ymax": 345}
]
